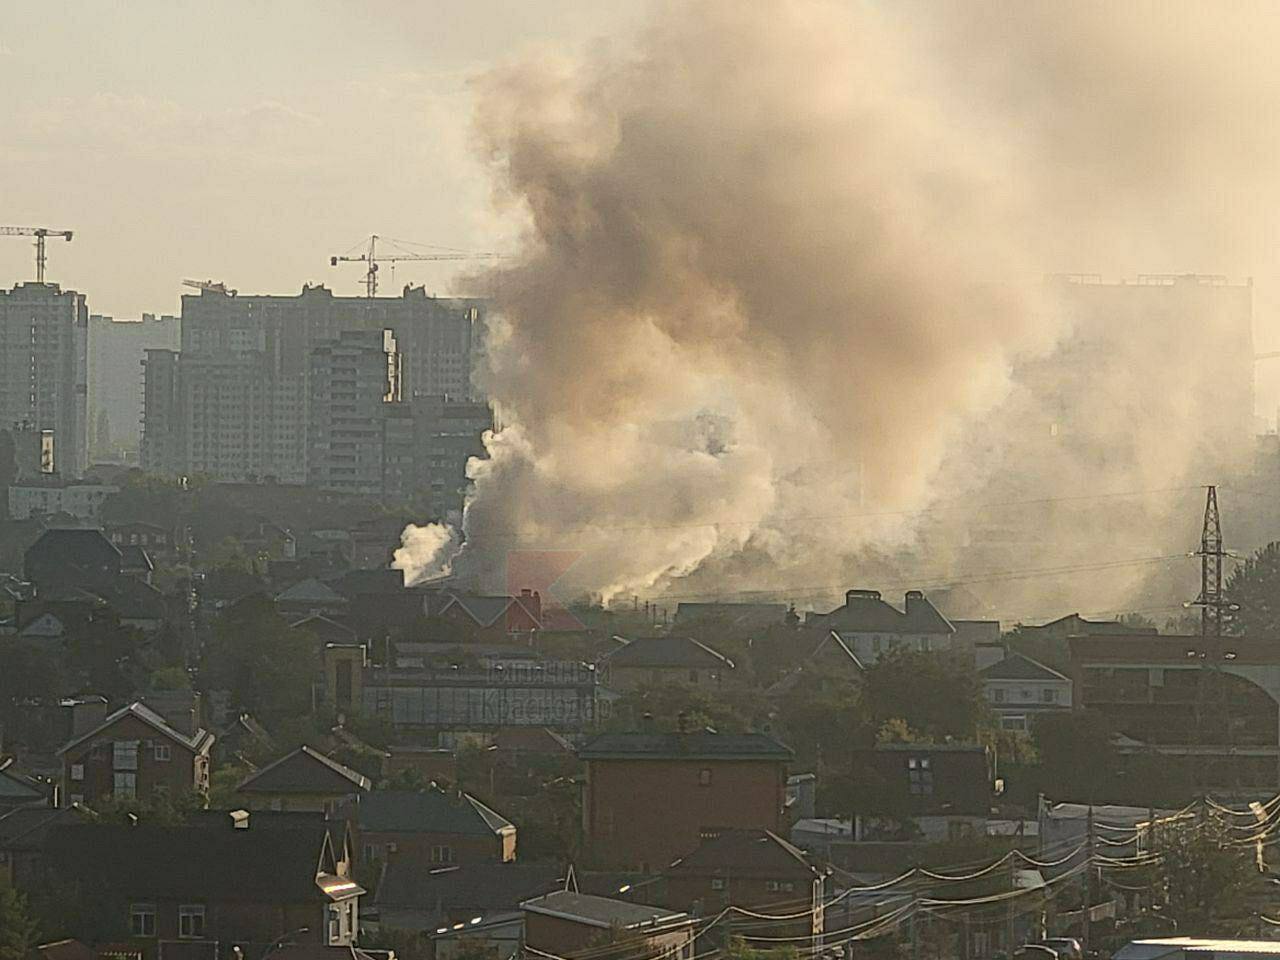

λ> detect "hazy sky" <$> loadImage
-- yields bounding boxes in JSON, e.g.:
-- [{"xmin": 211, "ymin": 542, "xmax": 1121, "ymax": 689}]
[{"xmin": 0, "ymin": 0, "xmax": 637, "ymax": 316}]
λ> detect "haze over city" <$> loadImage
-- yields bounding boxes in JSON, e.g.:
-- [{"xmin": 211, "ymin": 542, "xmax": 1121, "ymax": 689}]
[{"xmin": 10, "ymin": 3, "xmax": 1280, "ymax": 957}]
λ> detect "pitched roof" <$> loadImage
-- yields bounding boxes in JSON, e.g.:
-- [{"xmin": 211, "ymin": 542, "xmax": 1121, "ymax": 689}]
[
  {"xmin": 291, "ymin": 614, "xmax": 358, "ymax": 641},
  {"xmin": 521, "ymin": 890, "xmax": 687, "ymax": 929},
  {"xmin": 42, "ymin": 822, "xmax": 357, "ymax": 902},
  {"xmin": 440, "ymin": 593, "xmax": 540, "ymax": 628},
  {"xmin": 0, "ymin": 806, "xmax": 80, "ymax": 849},
  {"xmin": 0, "ymin": 760, "xmax": 48, "ymax": 801},
  {"xmin": 666, "ymin": 829, "xmax": 820, "ymax": 879},
  {"xmin": 603, "ymin": 636, "xmax": 734, "ymax": 671},
  {"xmin": 238, "ymin": 745, "xmax": 372, "ymax": 794},
  {"xmin": 118, "ymin": 545, "xmax": 154, "ymax": 572},
  {"xmin": 58, "ymin": 701, "xmax": 214, "ymax": 756},
  {"xmin": 25, "ymin": 528, "xmax": 121, "ymax": 566},
  {"xmin": 578, "ymin": 732, "xmax": 793, "ymax": 762},
  {"xmin": 813, "ymin": 590, "xmax": 955, "ymax": 635},
  {"xmin": 359, "ymin": 789, "xmax": 513, "ymax": 836},
  {"xmin": 980, "ymin": 652, "xmax": 1070, "ymax": 682},
  {"xmin": 376, "ymin": 860, "xmax": 562, "ymax": 911},
  {"xmin": 276, "ymin": 578, "xmax": 348, "ymax": 605}
]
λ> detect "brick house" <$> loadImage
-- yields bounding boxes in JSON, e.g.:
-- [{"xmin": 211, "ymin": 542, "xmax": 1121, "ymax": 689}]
[
  {"xmin": 41, "ymin": 813, "xmax": 363, "ymax": 951},
  {"xmin": 236, "ymin": 745, "xmax": 371, "ymax": 814},
  {"xmin": 521, "ymin": 891, "xmax": 692, "ymax": 960},
  {"xmin": 57, "ymin": 702, "xmax": 214, "ymax": 808},
  {"xmin": 663, "ymin": 828, "xmax": 825, "ymax": 938},
  {"xmin": 598, "ymin": 637, "xmax": 735, "ymax": 691},
  {"xmin": 579, "ymin": 731, "xmax": 793, "ymax": 872},
  {"xmin": 355, "ymin": 788, "xmax": 515, "ymax": 868},
  {"xmin": 849, "ymin": 743, "xmax": 993, "ymax": 842}
]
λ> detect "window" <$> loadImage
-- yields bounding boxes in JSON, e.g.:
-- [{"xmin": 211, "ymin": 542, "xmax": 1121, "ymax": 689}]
[
  {"xmin": 154, "ymin": 743, "xmax": 171, "ymax": 762},
  {"xmin": 993, "ymin": 689, "xmax": 1005, "ymax": 703},
  {"xmin": 363, "ymin": 843, "xmax": 376, "ymax": 862},
  {"xmin": 698, "ymin": 768, "xmax": 712, "ymax": 787},
  {"xmin": 907, "ymin": 757, "xmax": 933, "ymax": 796},
  {"xmin": 780, "ymin": 881, "xmax": 795, "ymax": 892},
  {"xmin": 710, "ymin": 878, "xmax": 726, "ymax": 891},
  {"xmin": 765, "ymin": 880, "xmax": 780, "ymax": 892},
  {"xmin": 70, "ymin": 763, "xmax": 84, "ymax": 781},
  {"xmin": 1042, "ymin": 689, "xmax": 1057, "ymax": 704},
  {"xmin": 1001, "ymin": 715, "xmax": 1028, "ymax": 732},
  {"xmin": 431, "ymin": 845, "xmax": 454, "ymax": 864},
  {"xmin": 129, "ymin": 903, "xmax": 156, "ymax": 937},
  {"xmin": 178, "ymin": 904, "xmax": 205, "ymax": 939},
  {"xmin": 113, "ymin": 740, "xmax": 139, "ymax": 771},
  {"xmin": 113, "ymin": 772, "xmax": 137, "ymax": 798},
  {"xmin": 872, "ymin": 636, "xmax": 882, "ymax": 653}
]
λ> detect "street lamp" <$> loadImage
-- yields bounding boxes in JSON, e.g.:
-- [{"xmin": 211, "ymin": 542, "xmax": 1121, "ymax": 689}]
[{"xmin": 259, "ymin": 927, "xmax": 310, "ymax": 960}]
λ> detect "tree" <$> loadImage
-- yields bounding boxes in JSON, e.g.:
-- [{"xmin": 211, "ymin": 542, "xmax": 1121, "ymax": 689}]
[
  {"xmin": 200, "ymin": 596, "xmax": 319, "ymax": 726},
  {"xmin": 0, "ymin": 888, "xmax": 39, "ymax": 960},
  {"xmin": 862, "ymin": 648, "xmax": 987, "ymax": 741},
  {"xmin": 1225, "ymin": 541, "xmax": 1280, "ymax": 636},
  {"xmin": 1153, "ymin": 816, "xmax": 1257, "ymax": 935},
  {"xmin": 1032, "ymin": 709, "xmax": 1117, "ymax": 801}
]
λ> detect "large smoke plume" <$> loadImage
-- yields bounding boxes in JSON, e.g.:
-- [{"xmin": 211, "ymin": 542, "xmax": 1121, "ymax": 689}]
[{"xmin": 397, "ymin": 1, "xmax": 1280, "ymax": 618}]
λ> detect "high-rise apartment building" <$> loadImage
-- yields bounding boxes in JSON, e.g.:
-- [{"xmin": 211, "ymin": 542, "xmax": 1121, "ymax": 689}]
[
  {"xmin": 0, "ymin": 282, "xmax": 89, "ymax": 476},
  {"xmin": 142, "ymin": 284, "xmax": 483, "ymax": 487},
  {"xmin": 88, "ymin": 313, "xmax": 180, "ymax": 461},
  {"xmin": 308, "ymin": 329, "xmax": 399, "ymax": 493}
]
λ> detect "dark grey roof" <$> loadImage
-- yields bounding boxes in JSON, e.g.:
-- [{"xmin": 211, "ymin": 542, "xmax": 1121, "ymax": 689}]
[
  {"xmin": 0, "ymin": 807, "xmax": 78, "ymax": 848},
  {"xmin": 667, "ymin": 829, "xmax": 818, "ymax": 879},
  {"xmin": 604, "ymin": 636, "xmax": 734, "ymax": 671},
  {"xmin": 0, "ymin": 763, "xmax": 46, "ymax": 801},
  {"xmin": 811, "ymin": 590, "xmax": 955, "ymax": 635},
  {"xmin": 441, "ymin": 593, "xmax": 540, "ymax": 628},
  {"xmin": 359, "ymin": 790, "xmax": 513, "ymax": 836},
  {"xmin": 376, "ymin": 860, "xmax": 562, "ymax": 911},
  {"xmin": 578, "ymin": 732, "xmax": 793, "ymax": 762},
  {"xmin": 979, "ymin": 652, "xmax": 1070, "ymax": 682},
  {"xmin": 58, "ymin": 702, "xmax": 214, "ymax": 756},
  {"xmin": 238, "ymin": 745, "xmax": 372, "ymax": 794},
  {"xmin": 521, "ymin": 890, "xmax": 686, "ymax": 929},
  {"xmin": 42, "ymin": 822, "xmax": 351, "ymax": 902}
]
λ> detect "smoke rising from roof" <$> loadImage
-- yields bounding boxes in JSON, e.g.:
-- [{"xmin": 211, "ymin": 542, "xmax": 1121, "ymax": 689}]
[{"xmin": 396, "ymin": 1, "xmax": 1280, "ymax": 615}]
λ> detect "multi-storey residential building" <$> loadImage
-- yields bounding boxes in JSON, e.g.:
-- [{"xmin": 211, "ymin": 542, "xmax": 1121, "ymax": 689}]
[
  {"xmin": 88, "ymin": 313, "xmax": 179, "ymax": 461},
  {"xmin": 0, "ymin": 282, "xmax": 89, "ymax": 476},
  {"xmin": 142, "ymin": 284, "xmax": 483, "ymax": 487},
  {"xmin": 384, "ymin": 394, "xmax": 493, "ymax": 515},
  {"xmin": 308, "ymin": 329, "xmax": 397, "ymax": 493}
]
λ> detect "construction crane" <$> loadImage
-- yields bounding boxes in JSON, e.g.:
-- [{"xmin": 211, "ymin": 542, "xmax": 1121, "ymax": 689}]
[
  {"xmin": 182, "ymin": 278, "xmax": 238, "ymax": 296},
  {"xmin": 330, "ymin": 234, "xmax": 504, "ymax": 297},
  {"xmin": 0, "ymin": 226, "xmax": 74, "ymax": 283}
]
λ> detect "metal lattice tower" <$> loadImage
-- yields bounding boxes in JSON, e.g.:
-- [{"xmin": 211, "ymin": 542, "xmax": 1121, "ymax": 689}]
[{"xmin": 1192, "ymin": 485, "xmax": 1228, "ymax": 641}]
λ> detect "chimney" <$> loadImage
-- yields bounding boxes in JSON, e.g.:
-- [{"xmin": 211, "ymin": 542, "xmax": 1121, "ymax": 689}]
[
  {"xmin": 230, "ymin": 809, "xmax": 250, "ymax": 830},
  {"xmin": 640, "ymin": 712, "xmax": 655, "ymax": 732},
  {"xmin": 904, "ymin": 590, "xmax": 927, "ymax": 615},
  {"xmin": 64, "ymin": 696, "xmax": 108, "ymax": 738},
  {"xmin": 845, "ymin": 589, "xmax": 881, "ymax": 605}
]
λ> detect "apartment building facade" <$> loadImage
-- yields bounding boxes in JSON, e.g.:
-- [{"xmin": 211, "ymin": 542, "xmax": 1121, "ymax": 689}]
[{"xmin": 0, "ymin": 282, "xmax": 89, "ymax": 476}]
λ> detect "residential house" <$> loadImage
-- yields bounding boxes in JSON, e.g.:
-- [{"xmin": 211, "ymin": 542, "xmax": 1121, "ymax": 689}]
[
  {"xmin": 436, "ymin": 590, "xmax": 542, "ymax": 644},
  {"xmin": 0, "ymin": 805, "xmax": 83, "ymax": 889},
  {"xmin": 805, "ymin": 589, "xmax": 966, "ymax": 665},
  {"xmin": 977, "ymin": 649, "xmax": 1072, "ymax": 732},
  {"xmin": 663, "ymin": 828, "xmax": 824, "ymax": 939},
  {"xmin": 42, "ymin": 814, "xmax": 363, "ymax": 949},
  {"xmin": 579, "ymin": 731, "xmax": 793, "ymax": 872},
  {"xmin": 276, "ymin": 579, "xmax": 350, "ymax": 620},
  {"xmin": 598, "ymin": 637, "xmax": 735, "ymax": 691},
  {"xmin": 236, "ymin": 745, "xmax": 371, "ymax": 814},
  {"xmin": 764, "ymin": 631, "xmax": 862, "ymax": 698},
  {"xmin": 521, "ymin": 891, "xmax": 693, "ymax": 960},
  {"xmin": 57, "ymin": 701, "xmax": 215, "ymax": 807},
  {"xmin": 848, "ymin": 743, "xmax": 993, "ymax": 842},
  {"xmin": 105, "ymin": 521, "xmax": 177, "ymax": 556},
  {"xmin": 374, "ymin": 860, "xmax": 561, "ymax": 951},
  {"xmin": 0, "ymin": 758, "xmax": 51, "ymax": 811},
  {"xmin": 356, "ymin": 788, "xmax": 515, "ymax": 867},
  {"xmin": 23, "ymin": 528, "xmax": 122, "ymax": 591}
]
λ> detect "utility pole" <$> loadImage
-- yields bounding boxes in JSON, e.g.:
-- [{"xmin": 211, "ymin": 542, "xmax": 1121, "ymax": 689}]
[
  {"xmin": 1083, "ymin": 804, "xmax": 1095, "ymax": 956},
  {"xmin": 1190, "ymin": 485, "xmax": 1235, "ymax": 791}
]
